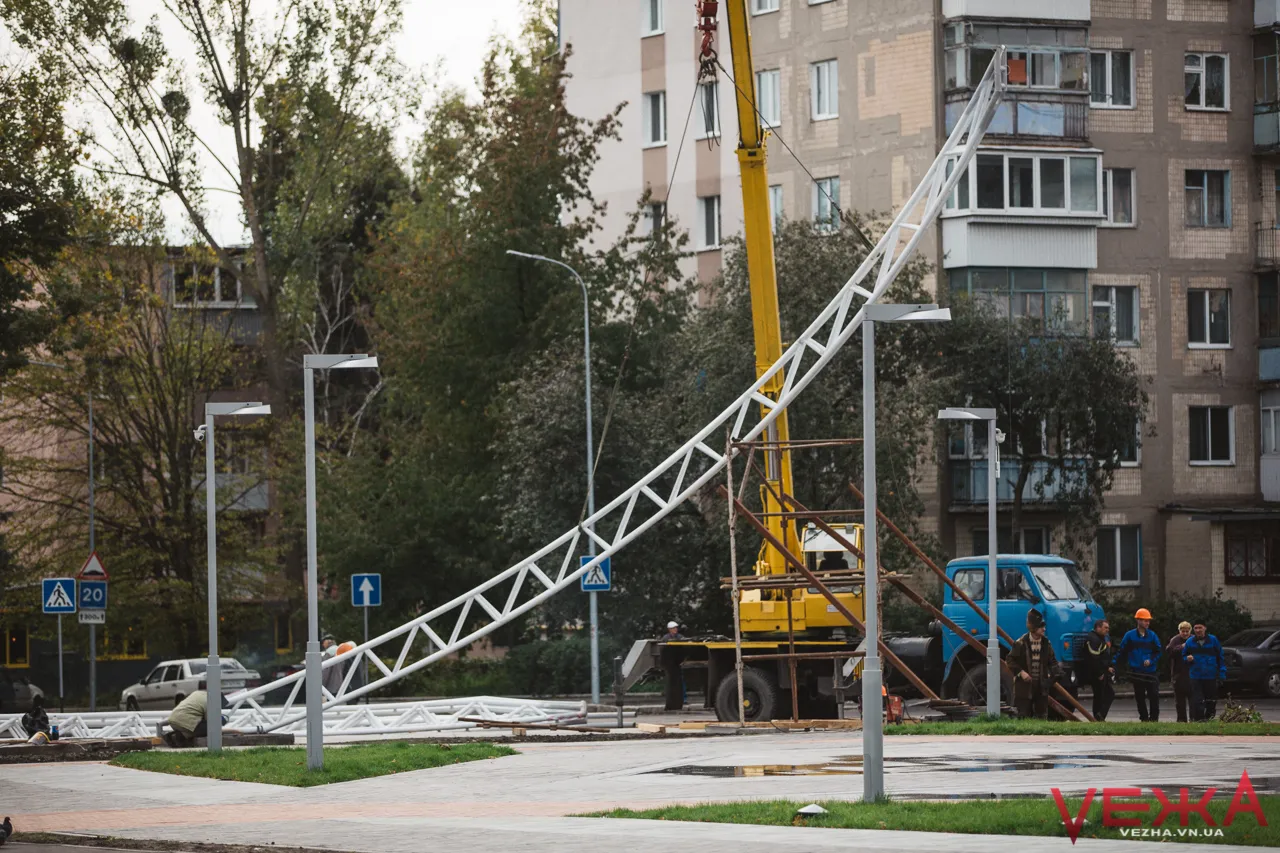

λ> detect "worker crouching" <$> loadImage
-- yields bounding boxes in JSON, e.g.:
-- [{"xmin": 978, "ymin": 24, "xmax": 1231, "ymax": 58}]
[{"xmin": 1008, "ymin": 610, "xmax": 1063, "ymax": 719}]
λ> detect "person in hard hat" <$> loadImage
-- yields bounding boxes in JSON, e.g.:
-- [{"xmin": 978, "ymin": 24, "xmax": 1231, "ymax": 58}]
[
  {"xmin": 1183, "ymin": 621, "xmax": 1225, "ymax": 721},
  {"xmin": 1083, "ymin": 619, "xmax": 1115, "ymax": 721},
  {"xmin": 1166, "ymin": 621, "xmax": 1193, "ymax": 722},
  {"xmin": 1114, "ymin": 607, "xmax": 1162, "ymax": 722},
  {"xmin": 1006, "ymin": 610, "xmax": 1062, "ymax": 719},
  {"xmin": 663, "ymin": 621, "xmax": 685, "ymax": 641}
]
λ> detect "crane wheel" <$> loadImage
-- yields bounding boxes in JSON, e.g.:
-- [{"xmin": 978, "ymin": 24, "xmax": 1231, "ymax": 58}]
[{"xmin": 714, "ymin": 667, "xmax": 777, "ymax": 723}]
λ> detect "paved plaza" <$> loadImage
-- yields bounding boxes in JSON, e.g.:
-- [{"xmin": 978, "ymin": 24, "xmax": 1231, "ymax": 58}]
[{"xmin": 3, "ymin": 732, "xmax": 1278, "ymax": 852}]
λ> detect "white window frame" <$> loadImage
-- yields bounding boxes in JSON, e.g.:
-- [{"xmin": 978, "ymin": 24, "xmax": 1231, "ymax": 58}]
[
  {"xmin": 1262, "ymin": 407, "xmax": 1280, "ymax": 456},
  {"xmin": 751, "ymin": 0, "xmax": 780, "ymax": 13},
  {"xmin": 642, "ymin": 0, "xmax": 663, "ymax": 36},
  {"xmin": 1095, "ymin": 525, "xmax": 1142, "ymax": 587},
  {"xmin": 810, "ymin": 59, "xmax": 838, "ymax": 121},
  {"xmin": 944, "ymin": 151, "xmax": 1102, "ymax": 217},
  {"xmin": 171, "ymin": 262, "xmax": 255, "ymax": 309},
  {"xmin": 813, "ymin": 177, "xmax": 840, "ymax": 231},
  {"xmin": 1187, "ymin": 288, "xmax": 1231, "ymax": 348},
  {"xmin": 756, "ymin": 69, "xmax": 781, "ymax": 127},
  {"xmin": 768, "ymin": 184, "xmax": 783, "ymax": 229},
  {"xmin": 697, "ymin": 81, "xmax": 720, "ymax": 139},
  {"xmin": 644, "ymin": 201, "xmax": 666, "ymax": 236},
  {"xmin": 642, "ymin": 91, "xmax": 667, "ymax": 147},
  {"xmin": 1090, "ymin": 49, "xmax": 1134, "ymax": 109},
  {"xmin": 1092, "ymin": 285, "xmax": 1139, "ymax": 346},
  {"xmin": 1184, "ymin": 169, "xmax": 1230, "ymax": 228},
  {"xmin": 1189, "ymin": 405, "xmax": 1236, "ymax": 466},
  {"xmin": 1184, "ymin": 52, "xmax": 1230, "ymax": 111},
  {"xmin": 1101, "ymin": 167, "xmax": 1136, "ymax": 227},
  {"xmin": 1007, "ymin": 49, "xmax": 1061, "ymax": 89},
  {"xmin": 698, "ymin": 195, "xmax": 721, "ymax": 250}
]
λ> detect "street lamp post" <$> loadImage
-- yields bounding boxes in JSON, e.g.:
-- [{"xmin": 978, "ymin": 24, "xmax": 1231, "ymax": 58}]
[
  {"xmin": 505, "ymin": 249, "xmax": 600, "ymax": 705},
  {"xmin": 200, "ymin": 401, "xmax": 272, "ymax": 752},
  {"xmin": 938, "ymin": 406, "xmax": 1001, "ymax": 719},
  {"xmin": 860, "ymin": 304, "xmax": 950, "ymax": 803},
  {"xmin": 302, "ymin": 353, "xmax": 379, "ymax": 771}
]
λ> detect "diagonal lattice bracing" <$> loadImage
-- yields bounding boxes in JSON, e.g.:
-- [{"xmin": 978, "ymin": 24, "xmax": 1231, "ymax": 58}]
[{"xmin": 224, "ymin": 53, "xmax": 1007, "ymax": 734}]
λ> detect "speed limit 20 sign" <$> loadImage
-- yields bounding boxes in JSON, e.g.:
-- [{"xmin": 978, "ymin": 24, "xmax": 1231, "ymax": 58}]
[{"xmin": 79, "ymin": 580, "xmax": 107, "ymax": 611}]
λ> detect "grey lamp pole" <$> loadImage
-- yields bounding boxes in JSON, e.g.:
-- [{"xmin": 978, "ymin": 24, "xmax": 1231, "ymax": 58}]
[
  {"xmin": 302, "ymin": 353, "xmax": 380, "ymax": 771},
  {"xmin": 201, "ymin": 402, "xmax": 271, "ymax": 752},
  {"xmin": 505, "ymin": 249, "xmax": 600, "ymax": 705},
  {"xmin": 860, "ymin": 304, "xmax": 950, "ymax": 803},
  {"xmin": 939, "ymin": 406, "xmax": 1000, "ymax": 718}
]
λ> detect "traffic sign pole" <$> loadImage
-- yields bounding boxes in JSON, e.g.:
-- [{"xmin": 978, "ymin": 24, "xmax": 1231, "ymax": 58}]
[
  {"xmin": 57, "ymin": 614, "xmax": 63, "ymax": 713},
  {"xmin": 363, "ymin": 606, "xmax": 369, "ymax": 704}
]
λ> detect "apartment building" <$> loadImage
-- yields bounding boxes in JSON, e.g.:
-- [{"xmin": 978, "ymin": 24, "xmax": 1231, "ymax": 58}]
[{"xmin": 563, "ymin": 0, "xmax": 1280, "ymax": 622}]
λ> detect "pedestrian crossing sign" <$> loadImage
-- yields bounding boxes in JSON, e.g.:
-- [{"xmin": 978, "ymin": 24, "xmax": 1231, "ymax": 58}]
[
  {"xmin": 580, "ymin": 556, "xmax": 611, "ymax": 592},
  {"xmin": 42, "ymin": 578, "xmax": 77, "ymax": 614}
]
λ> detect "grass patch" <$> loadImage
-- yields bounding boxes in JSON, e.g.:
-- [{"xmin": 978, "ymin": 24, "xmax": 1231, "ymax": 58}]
[
  {"xmin": 590, "ymin": 796, "xmax": 1280, "ymax": 846},
  {"xmin": 887, "ymin": 719, "xmax": 1280, "ymax": 736},
  {"xmin": 110, "ymin": 741, "xmax": 516, "ymax": 786}
]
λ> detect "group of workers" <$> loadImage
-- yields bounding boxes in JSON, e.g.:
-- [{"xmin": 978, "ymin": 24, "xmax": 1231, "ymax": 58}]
[{"xmin": 1009, "ymin": 606, "xmax": 1227, "ymax": 722}]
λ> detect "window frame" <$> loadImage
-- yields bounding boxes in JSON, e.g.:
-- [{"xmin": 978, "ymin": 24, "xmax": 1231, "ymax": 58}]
[
  {"xmin": 698, "ymin": 195, "xmax": 722, "ymax": 251},
  {"xmin": 756, "ymin": 68, "xmax": 781, "ymax": 127},
  {"xmin": 171, "ymin": 262, "xmax": 255, "ymax": 309},
  {"xmin": 1183, "ymin": 169, "xmax": 1231, "ymax": 228},
  {"xmin": 642, "ymin": 90, "xmax": 667, "ymax": 148},
  {"xmin": 1101, "ymin": 167, "xmax": 1135, "ymax": 227},
  {"xmin": 751, "ymin": 0, "xmax": 780, "ymax": 13},
  {"xmin": 697, "ymin": 80, "xmax": 720, "ymax": 140},
  {"xmin": 1092, "ymin": 284, "xmax": 1139, "ymax": 346},
  {"xmin": 1089, "ymin": 49, "xmax": 1134, "ymax": 109},
  {"xmin": 1188, "ymin": 405, "xmax": 1235, "ymax": 466},
  {"xmin": 768, "ymin": 184, "xmax": 783, "ymax": 229},
  {"xmin": 944, "ymin": 150, "xmax": 1102, "ymax": 217},
  {"xmin": 642, "ymin": 0, "xmax": 663, "ymax": 36},
  {"xmin": 1186, "ymin": 288, "xmax": 1232, "ymax": 348},
  {"xmin": 810, "ymin": 59, "xmax": 839, "ymax": 121},
  {"xmin": 1184, "ymin": 52, "xmax": 1230, "ymax": 111},
  {"xmin": 1095, "ymin": 525, "xmax": 1142, "ymax": 587},
  {"xmin": 950, "ymin": 267, "xmax": 1090, "ymax": 333},
  {"xmin": 971, "ymin": 527, "xmax": 1050, "ymax": 557},
  {"xmin": 813, "ymin": 176, "xmax": 840, "ymax": 232},
  {"xmin": 1262, "ymin": 406, "xmax": 1280, "ymax": 456},
  {"xmin": 645, "ymin": 201, "xmax": 666, "ymax": 236},
  {"xmin": 3, "ymin": 625, "xmax": 29, "ymax": 667},
  {"xmin": 1225, "ymin": 528, "xmax": 1280, "ymax": 584}
]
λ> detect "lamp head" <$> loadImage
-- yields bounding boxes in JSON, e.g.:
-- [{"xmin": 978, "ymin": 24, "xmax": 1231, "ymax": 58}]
[{"xmin": 194, "ymin": 424, "xmax": 207, "ymax": 442}]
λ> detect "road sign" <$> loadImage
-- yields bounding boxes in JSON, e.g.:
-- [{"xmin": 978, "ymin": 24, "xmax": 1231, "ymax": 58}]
[
  {"xmin": 78, "ymin": 611, "xmax": 105, "ymax": 625},
  {"xmin": 77, "ymin": 551, "xmax": 109, "ymax": 581},
  {"xmin": 79, "ymin": 580, "xmax": 108, "ymax": 611},
  {"xmin": 351, "ymin": 573, "xmax": 382, "ymax": 607},
  {"xmin": 579, "ymin": 556, "xmax": 611, "ymax": 592},
  {"xmin": 42, "ymin": 578, "xmax": 76, "ymax": 614}
]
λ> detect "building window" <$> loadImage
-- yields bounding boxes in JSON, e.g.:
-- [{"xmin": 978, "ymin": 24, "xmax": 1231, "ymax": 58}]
[
  {"xmin": 752, "ymin": 0, "xmax": 779, "ymax": 13},
  {"xmin": 275, "ymin": 613, "xmax": 294, "ymax": 653},
  {"xmin": 756, "ymin": 69, "xmax": 781, "ymax": 126},
  {"xmin": 1096, "ymin": 526, "xmax": 1141, "ymax": 585},
  {"xmin": 1226, "ymin": 527, "xmax": 1280, "ymax": 583},
  {"xmin": 698, "ymin": 195, "xmax": 721, "ymax": 249},
  {"xmin": 1092, "ymin": 285, "xmax": 1138, "ymax": 345},
  {"xmin": 944, "ymin": 26, "xmax": 1089, "ymax": 93},
  {"xmin": 1261, "ymin": 273, "xmax": 1280, "ymax": 342},
  {"xmin": 1189, "ymin": 405, "xmax": 1234, "ymax": 465},
  {"xmin": 172, "ymin": 263, "xmax": 255, "ymax": 308},
  {"xmin": 946, "ymin": 152, "xmax": 1099, "ymax": 215},
  {"xmin": 4, "ymin": 625, "xmax": 29, "ymax": 667},
  {"xmin": 1008, "ymin": 49, "xmax": 1066, "ymax": 88},
  {"xmin": 643, "ymin": 0, "xmax": 662, "ymax": 36},
  {"xmin": 950, "ymin": 268, "xmax": 1088, "ymax": 332},
  {"xmin": 810, "ymin": 59, "xmax": 838, "ymax": 120},
  {"xmin": 645, "ymin": 201, "xmax": 666, "ymax": 236},
  {"xmin": 1102, "ymin": 168, "xmax": 1134, "ymax": 226},
  {"xmin": 1117, "ymin": 417, "xmax": 1142, "ymax": 465},
  {"xmin": 1184, "ymin": 170, "xmax": 1229, "ymax": 228},
  {"xmin": 768, "ymin": 184, "xmax": 783, "ymax": 229},
  {"xmin": 1185, "ymin": 52, "xmax": 1228, "ymax": 110},
  {"xmin": 1187, "ymin": 288, "xmax": 1230, "ymax": 347},
  {"xmin": 972, "ymin": 527, "xmax": 1048, "ymax": 556},
  {"xmin": 1263, "ymin": 407, "xmax": 1280, "ymax": 456},
  {"xmin": 1090, "ymin": 50, "xmax": 1134, "ymax": 108},
  {"xmin": 697, "ymin": 81, "xmax": 719, "ymax": 138},
  {"xmin": 814, "ymin": 177, "xmax": 840, "ymax": 231},
  {"xmin": 1258, "ymin": 33, "xmax": 1280, "ymax": 106},
  {"xmin": 642, "ymin": 91, "xmax": 667, "ymax": 146}
]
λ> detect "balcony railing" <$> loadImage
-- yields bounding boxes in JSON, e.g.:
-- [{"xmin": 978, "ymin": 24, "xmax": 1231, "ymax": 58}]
[
  {"xmin": 949, "ymin": 459, "xmax": 1087, "ymax": 506},
  {"xmin": 946, "ymin": 97, "xmax": 1087, "ymax": 141},
  {"xmin": 1257, "ymin": 221, "xmax": 1280, "ymax": 268}
]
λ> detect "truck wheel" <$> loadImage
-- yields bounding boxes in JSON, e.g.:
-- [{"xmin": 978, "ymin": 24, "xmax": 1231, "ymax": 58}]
[
  {"xmin": 957, "ymin": 664, "xmax": 1012, "ymax": 708},
  {"xmin": 715, "ymin": 668, "xmax": 777, "ymax": 723}
]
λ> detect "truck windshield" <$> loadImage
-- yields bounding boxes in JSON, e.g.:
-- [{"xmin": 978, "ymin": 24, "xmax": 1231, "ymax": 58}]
[{"xmin": 1029, "ymin": 564, "xmax": 1090, "ymax": 601}]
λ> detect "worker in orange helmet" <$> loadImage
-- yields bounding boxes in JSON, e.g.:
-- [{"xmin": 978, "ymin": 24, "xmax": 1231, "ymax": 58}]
[{"xmin": 1114, "ymin": 607, "xmax": 1162, "ymax": 722}]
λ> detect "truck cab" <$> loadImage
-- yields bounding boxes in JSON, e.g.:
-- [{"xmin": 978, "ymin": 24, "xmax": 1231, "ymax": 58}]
[{"xmin": 940, "ymin": 555, "xmax": 1103, "ymax": 701}]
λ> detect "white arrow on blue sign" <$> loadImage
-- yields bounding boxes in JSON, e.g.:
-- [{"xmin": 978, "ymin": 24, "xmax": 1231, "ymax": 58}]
[
  {"xmin": 351, "ymin": 573, "xmax": 382, "ymax": 607},
  {"xmin": 579, "ymin": 556, "xmax": 611, "ymax": 592},
  {"xmin": 79, "ymin": 580, "xmax": 108, "ymax": 611},
  {"xmin": 42, "ymin": 578, "xmax": 77, "ymax": 614}
]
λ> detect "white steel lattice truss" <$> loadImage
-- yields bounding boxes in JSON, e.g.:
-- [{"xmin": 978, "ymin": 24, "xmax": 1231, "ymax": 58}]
[
  {"xmin": 15, "ymin": 58, "xmax": 1004, "ymax": 742},
  {"xmin": 0, "ymin": 698, "xmax": 586, "ymax": 740},
  {"xmin": 219, "ymin": 54, "xmax": 1007, "ymax": 735}
]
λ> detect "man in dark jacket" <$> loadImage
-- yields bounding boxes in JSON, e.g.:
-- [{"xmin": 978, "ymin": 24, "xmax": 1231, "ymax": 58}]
[
  {"xmin": 1114, "ymin": 607, "xmax": 1161, "ymax": 721},
  {"xmin": 1183, "ymin": 621, "xmax": 1226, "ymax": 721},
  {"xmin": 1166, "ymin": 621, "xmax": 1193, "ymax": 722},
  {"xmin": 1083, "ymin": 619, "xmax": 1115, "ymax": 721},
  {"xmin": 1007, "ymin": 610, "xmax": 1062, "ymax": 719}
]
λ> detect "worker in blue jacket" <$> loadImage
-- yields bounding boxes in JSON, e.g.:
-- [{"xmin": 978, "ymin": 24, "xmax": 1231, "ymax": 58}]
[
  {"xmin": 1114, "ymin": 607, "xmax": 1162, "ymax": 721},
  {"xmin": 1182, "ymin": 621, "xmax": 1226, "ymax": 721}
]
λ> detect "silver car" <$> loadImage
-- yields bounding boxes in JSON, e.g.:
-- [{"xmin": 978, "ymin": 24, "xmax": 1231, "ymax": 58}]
[{"xmin": 119, "ymin": 658, "xmax": 260, "ymax": 710}]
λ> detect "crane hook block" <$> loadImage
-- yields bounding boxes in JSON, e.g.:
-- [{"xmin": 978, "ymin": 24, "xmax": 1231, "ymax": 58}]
[{"xmin": 696, "ymin": 0, "xmax": 718, "ymax": 62}]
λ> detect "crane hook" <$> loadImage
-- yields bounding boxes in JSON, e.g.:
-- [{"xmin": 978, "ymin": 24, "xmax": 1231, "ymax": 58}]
[{"xmin": 696, "ymin": 0, "xmax": 719, "ymax": 67}]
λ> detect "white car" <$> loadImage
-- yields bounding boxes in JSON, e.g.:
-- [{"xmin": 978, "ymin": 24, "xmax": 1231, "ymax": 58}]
[{"xmin": 119, "ymin": 658, "xmax": 261, "ymax": 711}]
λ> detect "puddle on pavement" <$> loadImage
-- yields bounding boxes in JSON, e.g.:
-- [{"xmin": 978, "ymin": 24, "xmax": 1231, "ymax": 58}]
[{"xmin": 652, "ymin": 753, "xmax": 1186, "ymax": 778}]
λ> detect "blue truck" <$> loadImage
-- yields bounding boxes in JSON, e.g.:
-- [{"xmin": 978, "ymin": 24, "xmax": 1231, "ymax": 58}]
[{"xmin": 622, "ymin": 552, "xmax": 1104, "ymax": 720}]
